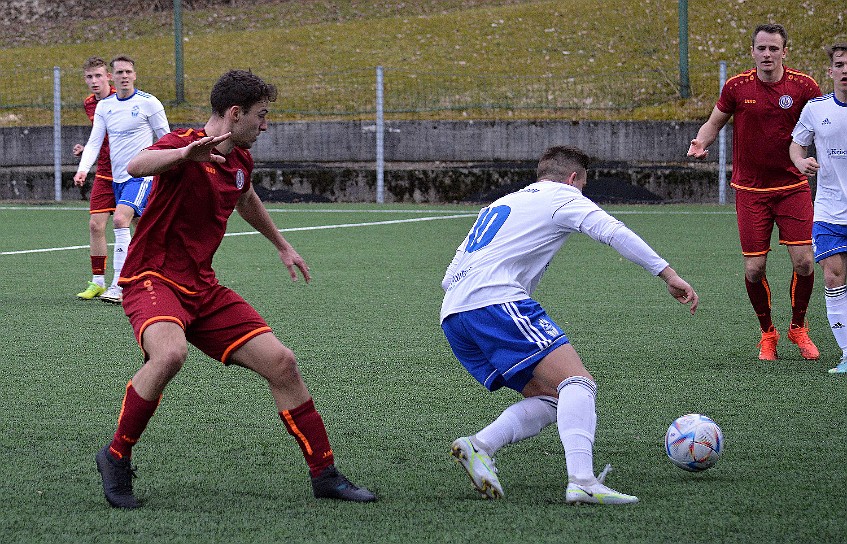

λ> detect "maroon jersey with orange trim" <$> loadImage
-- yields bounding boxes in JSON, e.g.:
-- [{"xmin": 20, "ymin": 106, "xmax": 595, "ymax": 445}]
[
  {"xmin": 83, "ymin": 86, "xmax": 116, "ymax": 182},
  {"xmin": 119, "ymin": 128, "xmax": 253, "ymax": 292},
  {"xmin": 717, "ymin": 68, "xmax": 820, "ymax": 191}
]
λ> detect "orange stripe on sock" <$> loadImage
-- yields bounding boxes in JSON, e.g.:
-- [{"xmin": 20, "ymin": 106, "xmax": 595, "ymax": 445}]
[
  {"xmin": 790, "ymin": 272, "xmax": 798, "ymax": 306},
  {"xmin": 762, "ymin": 277, "xmax": 772, "ymax": 308},
  {"xmin": 280, "ymin": 410, "xmax": 313, "ymax": 455},
  {"xmin": 114, "ymin": 381, "xmax": 134, "ymax": 457}
]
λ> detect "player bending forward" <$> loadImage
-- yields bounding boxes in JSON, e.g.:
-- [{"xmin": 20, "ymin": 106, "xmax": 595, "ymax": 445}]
[
  {"xmin": 441, "ymin": 146, "xmax": 699, "ymax": 505},
  {"xmin": 94, "ymin": 70, "xmax": 376, "ymax": 508},
  {"xmin": 790, "ymin": 42, "xmax": 847, "ymax": 373}
]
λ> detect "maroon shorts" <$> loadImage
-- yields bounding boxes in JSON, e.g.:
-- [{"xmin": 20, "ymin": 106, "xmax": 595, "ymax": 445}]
[
  {"xmin": 89, "ymin": 176, "xmax": 116, "ymax": 214},
  {"xmin": 734, "ymin": 186, "xmax": 813, "ymax": 256},
  {"xmin": 122, "ymin": 275, "xmax": 272, "ymax": 364}
]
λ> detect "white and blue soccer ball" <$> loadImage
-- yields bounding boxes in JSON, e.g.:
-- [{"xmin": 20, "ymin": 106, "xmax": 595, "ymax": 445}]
[{"xmin": 664, "ymin": 413, "xmax": 724, "ymax": 472}]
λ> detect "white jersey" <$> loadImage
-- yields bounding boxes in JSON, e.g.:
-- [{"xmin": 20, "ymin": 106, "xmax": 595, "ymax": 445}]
[
  {"xmin": 77, "ymin": 89, "xmax": 170, "ymax": 184},
  {"xmin": 440, "ymin": 181, "xmax": 669, "ymax": 322},
  {"xmin": 792, "ymin": 93, "xmax": 847, "ymax": 224}
]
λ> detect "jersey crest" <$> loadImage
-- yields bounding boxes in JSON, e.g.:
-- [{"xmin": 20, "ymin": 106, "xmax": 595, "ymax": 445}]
[
  {"xmin": 779, "ymin": 95, "xmax": 793, "ymax": 109},
  {"xmin": 235, "ymin": 169, "xmax": 245, "ymax": 189}
]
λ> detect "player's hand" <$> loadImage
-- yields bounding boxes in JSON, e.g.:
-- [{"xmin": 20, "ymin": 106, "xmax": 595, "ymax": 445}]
[
  {"xmin": 73, "ymin": 171, "xmax": 87, "ymax": 187},
  {"xmin": 666, "ymin": 276, "xmax": 699, "ymax": 315},
  {"xmin": 687, "ymin": 139, "xmax": 709, "ymax": 160},
  {"xmin": 278, "ymin": 246, "xmax": 311, "ymax": 283},
  {"xmin": 796, "ymin": 156, "xmax": 820, "ymax": 177},
  {"xmin": 182, "ymin": 132, "xmax": 231, "ymax": 164},
  {"xmin": 72, "ymin": 143, "xmax": 84, "ymax": 157}
]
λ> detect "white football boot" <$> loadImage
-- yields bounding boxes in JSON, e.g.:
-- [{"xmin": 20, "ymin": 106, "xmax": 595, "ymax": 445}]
[
  {"xmin": 450, "ymin": 437, "xmax": 504, "ymax": 499},
  {"xmin": 99, "ymin": 285, "xmax": 123, "ymax": 304},
  {"xmin": 565, "ymin": 465, "xmax": 638, "ymax": 505}
]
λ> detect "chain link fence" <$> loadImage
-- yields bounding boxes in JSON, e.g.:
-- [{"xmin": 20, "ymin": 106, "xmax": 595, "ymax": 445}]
[
  {"xmin": 0, "ymin": 65, "xmax": 693, "ymax": 126},
  {"xmin": 0, "ymin": 62, "xmax": 832, "ymax": 126}
]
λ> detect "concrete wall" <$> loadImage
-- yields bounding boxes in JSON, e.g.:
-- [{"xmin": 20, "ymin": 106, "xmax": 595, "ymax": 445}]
[
  {"xmin": 0, "ymin": 120, "xmax": 731, "ymax": 203},
  {"xmin": 1, "ymin": 120, "xmax": 727, "ymax": 166}
]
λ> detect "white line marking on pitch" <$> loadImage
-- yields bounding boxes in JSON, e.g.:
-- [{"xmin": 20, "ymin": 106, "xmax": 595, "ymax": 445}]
[{"xmin": 0, "ymin": 214, "xmax": 477, "ymax": 256}]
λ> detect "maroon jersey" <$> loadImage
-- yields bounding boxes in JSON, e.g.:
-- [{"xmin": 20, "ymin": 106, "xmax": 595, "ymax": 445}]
[
  {"xmin": 717, "ymin": 67, "xmax": 820, "ymax": 191},
  {"xmin": 83, "ymin": 86, "xmax": 116, "ymax": 182},
  {"xmin": 119, "ymin": 128, "xmax": 253, "ymax": 292}
]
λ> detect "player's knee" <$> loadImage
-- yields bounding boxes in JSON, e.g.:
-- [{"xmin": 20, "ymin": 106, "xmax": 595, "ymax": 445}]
[
  {"xmin": 89, "ymin": 217, "xmax": 106, "ymax": 236},
  {"xmin": 793, "ymin": 259, "xmax": 814, "ymax": 276},
  {"xmin": 268, "ymin": 346, "xmax": 302, "ymax": 385},
  {"xmin": 744, "ymin": 264, "xmax": 765, "ymax": 283},
  {"xmin": 149, "ymin": 344, "xmax": 187, "ymax": 377},
  {"xmin": 113, "ymin": 208, "xmax": 134, "ymax": 229}
]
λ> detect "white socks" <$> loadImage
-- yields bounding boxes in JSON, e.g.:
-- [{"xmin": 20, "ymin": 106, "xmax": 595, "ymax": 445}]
[
  {"xmin": 111, "ymin": 227, "xmax": 131, "ymax": 288},
  {"xmin": 825, "ymin": 285, "xmax": 847, "ymax": 356},
  {"xmin": 556, "ymin": 376, "xmax": 598, "ymax": 482},
  {"xmin": 469, "ymin": 375, "xmax": 599, "ymax": 484},
  {"xmin": 473, "ymin": 396, "xmax": 558, "ymax": 455}
]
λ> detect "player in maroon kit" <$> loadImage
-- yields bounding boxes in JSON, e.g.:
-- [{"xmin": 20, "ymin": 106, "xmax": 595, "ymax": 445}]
[
  {"xmin": 72, "ymin": 56, "xmax": 116, "ymax": 300},
  {"xmin": 94, "ymin": 70, "xmax": 377, "ymax": 508},
  {"xmin": 688, "ymin": 23, "xmax": 822, "ymax": 361}
]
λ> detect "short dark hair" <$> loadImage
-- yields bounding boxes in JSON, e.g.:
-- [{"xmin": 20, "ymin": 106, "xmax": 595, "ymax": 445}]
[
  {"xmin": 826, "ymin": 42, "xmax": 847, "ymax": 63},
  {"xmin": 210, "ymin": 70, "xmax": 278, "ymax": 117},
  {"xmin": 82, "ymin": 56, "xmax": 108, "ymax": 71},
  {"xmin": 536, "ymin": 146, "xmax": 591, "ymax": 183},
  {"xmin": 753, "ymin": 24, "xmax": 787, "ymax": 48},
  {"xmin": 109, "ymin": 55, "xmax": 135, "ymax": 68}
]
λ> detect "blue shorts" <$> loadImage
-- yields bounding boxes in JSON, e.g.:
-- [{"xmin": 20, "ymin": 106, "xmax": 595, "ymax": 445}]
[
  {"xmin": 441, "ymin": 299, "xmax": 570, "ymax": 392},
  {"xmin": 113, "ymin": 177, "xmax": 153, "ymax": 217},
  {"xmin": 812, "ymin": 221, "xmax": 847, "ymax": 262}
]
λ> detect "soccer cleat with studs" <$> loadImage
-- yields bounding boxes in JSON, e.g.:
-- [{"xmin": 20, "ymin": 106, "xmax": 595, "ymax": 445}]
[
  {"xmin": 565, "ymin": 476, "xmax": 639, "ymax": 505},
  {"xmin": 77, "ymin": 281, "xmax": 106, "ymax": 300},
  {"xmin": 311, "ymin": 466, "xmax": 377, "ymax": 502},
  {"xmin": 450, "ymin": 436, "xmax": 504, "ymax": 499},
  {"xmin": 787, "ymin": 322, "xmax": 819, "ymax": 360},
  {"xmin": 829, "ymin": 354, "xmax": 847, "ymax": 374},
  {"xmin": 99, "ymin": 285, "xmax": 123, "ymax": 304},
  {"xmin": 757, "ymin": 328, "xmax": 780, "ymax": 361},
  {"xmin": 95, "ymin": 444, "xmax": 140, "ymax": 509}
]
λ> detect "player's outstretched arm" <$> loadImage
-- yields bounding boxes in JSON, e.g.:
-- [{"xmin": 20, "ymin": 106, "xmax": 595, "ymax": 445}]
[
  {"xmin": 236, "ymin": 187, "xmax": 311, "ymax": 283},
  {"xmin": 658, "ymin": 266, "xmax": 699, "ymax": 315},
  {"xmin": 687, "ymin": 107, "xmax": 731, "ymax": 159},
  {"xmin": 127, "ymin": 133, "xmax": 231, "ymax": 178}
]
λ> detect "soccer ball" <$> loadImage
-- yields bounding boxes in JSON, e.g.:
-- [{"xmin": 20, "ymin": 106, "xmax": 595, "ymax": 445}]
[{"xmin": 664, "ymin": 413, "xmax": 724, "ymax": 472}]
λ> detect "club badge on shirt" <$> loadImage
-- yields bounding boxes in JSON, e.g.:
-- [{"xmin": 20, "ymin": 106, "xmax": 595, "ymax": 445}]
[
  {"xmin": 236, "ymin": 169, "xmax": 245, "ymax": 189},
  {"xmin": 779, "ymin": 95, "xmax": 793, "ymax": 109}
]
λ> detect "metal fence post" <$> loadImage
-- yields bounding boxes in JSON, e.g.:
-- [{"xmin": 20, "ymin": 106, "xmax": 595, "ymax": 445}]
[
  {"xmin": 678, "ymin": 0, "xmax": 690, "ymax": 98},
  {"xmin": 53, "ymin": 66, "xmax": 62, "ymax": 201},
  {"xmin": 718, "ymin": 61, "xmax": 727, "ymax": 205},
  {"xmin": 174, "ymin": 0, "xmax": 185, "ymax": 104},
  {"xmin": 375, "ymin": 66, "xmax": 384, "ymax": 204}
]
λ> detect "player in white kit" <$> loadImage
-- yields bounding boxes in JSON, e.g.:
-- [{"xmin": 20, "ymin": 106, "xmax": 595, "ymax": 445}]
[
  {"xmin": 441, "ymin": 146, "xmax": 699, "ymax": 504},
  {"xmin": 790, "ymin": 42, "xmax": 847, "ymax": 373},
  {"xmin": 75, "ymin": 55, "xmax": 170, "ymax": 304}
]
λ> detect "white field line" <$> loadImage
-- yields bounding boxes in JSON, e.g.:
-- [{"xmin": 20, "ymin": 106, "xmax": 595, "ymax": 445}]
[
  {"xmin": 0, "ymin": 206, "xmax": 737, "ymax": 256},
  {"xmin": 0, "ymin": 206, "xmax": 474, "ymax": 214},
  {"xmin": 0, "ymin": 213, "xmax": 477, "ymax": 256}
]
